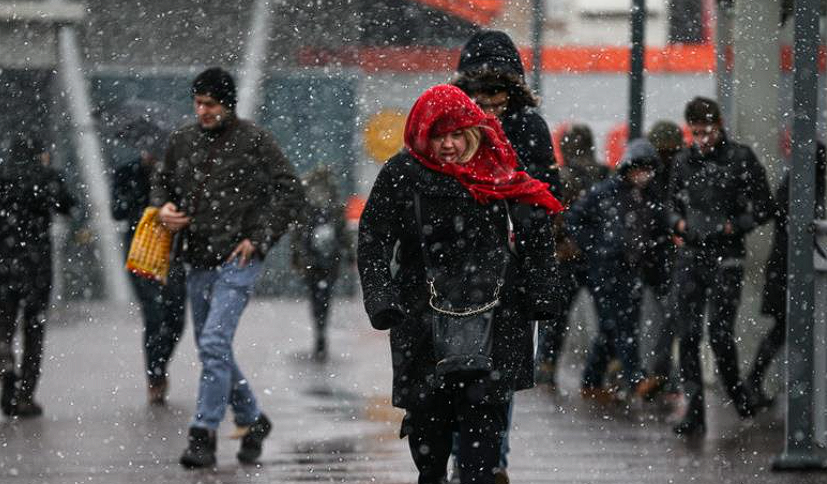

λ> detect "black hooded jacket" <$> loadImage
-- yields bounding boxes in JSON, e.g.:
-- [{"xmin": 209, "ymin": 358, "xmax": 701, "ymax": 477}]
[{"xmin": 455, "ymin": 30, "xmax": 562, "ymax": 197}]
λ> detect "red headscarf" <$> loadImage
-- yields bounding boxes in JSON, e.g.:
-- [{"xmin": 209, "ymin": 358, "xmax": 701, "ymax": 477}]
[{"xmin": 404, "ymin": 84, "xmax": 563, "ymax": 214}]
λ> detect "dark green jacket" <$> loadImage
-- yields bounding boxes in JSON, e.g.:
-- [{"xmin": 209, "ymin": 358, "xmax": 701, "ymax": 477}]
[{"xmin": 151, "ymin": 116, "xmax": 303, "ymax": 268}]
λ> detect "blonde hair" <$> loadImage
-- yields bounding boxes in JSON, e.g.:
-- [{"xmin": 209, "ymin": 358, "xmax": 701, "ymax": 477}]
[{"xmin": 460, "ymin": 127, "xmax": 482, "ymax": 163}]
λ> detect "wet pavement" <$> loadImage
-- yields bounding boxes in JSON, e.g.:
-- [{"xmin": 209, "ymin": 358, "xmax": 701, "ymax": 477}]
[{"xmin": 0, "ymin": 298, "xmax": 824, "ymax": 483}]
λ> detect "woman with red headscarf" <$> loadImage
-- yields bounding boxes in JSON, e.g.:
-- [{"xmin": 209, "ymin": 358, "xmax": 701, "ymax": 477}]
[{"xmin": 358, "ymin": 85, "xmax": 561, "ymax": 484}]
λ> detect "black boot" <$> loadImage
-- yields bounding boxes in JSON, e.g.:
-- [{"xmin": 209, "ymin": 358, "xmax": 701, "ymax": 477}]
[
  {"xmin": 180, "ymin": 427, "xmax": 217, "ymax": 468},
  {"xmin": 237, "ymin": 413, "xmax": 272, "ymax": 464},
  {"xmin": 673, "ymin": 418, "xmax": 707, "ymax": 437},
  {"xmin": 674, "ymin": 387, "xmax": 706, "ymax": 437},
  {"xmin": 1, "ymin": 372, "xmax": 16, "ymax": 416},
  {"xmin": 10, "ymin": 396, "xmax": 42, "ymax": 418},
  {"xmin": 733, "ymin": 384, "xmax": 758, "ymax": 419},
  {"xmin": 313, "ymin": 335, "xmax": 327, "ymax": 362},
  {"xmin": 744, "ymin": 371, "xmax": 774, "ymax": 410}
]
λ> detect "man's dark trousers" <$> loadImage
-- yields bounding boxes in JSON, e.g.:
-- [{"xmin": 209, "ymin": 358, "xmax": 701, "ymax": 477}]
[{"xmin": 672, "ymin": 249, "xmax": 746, "ymax": 423}]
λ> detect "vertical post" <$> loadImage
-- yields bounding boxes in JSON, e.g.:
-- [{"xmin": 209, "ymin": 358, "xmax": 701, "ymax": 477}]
[
  {"xmin": 714, "ymin": 0, "xmax": 734, "ymax": 132},
  {"xmin": 236, "ymin": 0, "xmax": 277, "ymax": 120},
  {"xmin": 773, "ymin": 0, "xmax": 827, "ymax": 470},
  {"xmin": 629, "ymin": 0, "xmax": 646, "ymax": 140},
  {"xmin": 531, "ymin": 0, "xmax": 544, "ymax": 96},
  {"xmin": 57, "ymin": 26, "xmax": 130, "ymax": 302}
]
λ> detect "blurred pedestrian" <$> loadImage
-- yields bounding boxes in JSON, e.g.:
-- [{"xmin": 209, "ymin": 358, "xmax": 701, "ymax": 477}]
[
  {"xmin": 358, "ymin": 85, "xmax": 560, "ymax": 484},
  {"xmin": 0, "ymin": 132, "xmax": 76, "ymax": 418},
  {"xmin": 291, "ymin": 166, "xmax": 350, "ymax": 361},
  {"xmin": 453, "ymin": 30, "xmax": 560, "ymax": 481},
  {"xmin": 536, "ymin": 124, "xmax": 609, "ymax": 391},
  {"xmin": 111, "ymin": 122, "xmax": 186, "ymax": 405},
  {"xmin": 746, "ymin": 141, "xmax": 826, "ymax": 406},
  {"xmin": 668, "ymin": 97, "xmax": 775, "ymax": 436},
  {"xmin": 152, "ymin": 67, "xmax": 303, "ymax": 467},
  {"xmin": 642, "ymin": 121, "xmax": 684, "ymax": 397},
  {"xmin": 565, "ymin": 139, "xmax": 664, "ymax": 402}
]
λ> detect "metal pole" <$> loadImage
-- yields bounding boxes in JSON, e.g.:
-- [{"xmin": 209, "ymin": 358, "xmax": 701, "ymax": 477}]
[
  {"xmin": 715, "ymin": 0, "xmax": 734, "ymax": 132},
  {"xmin": 57, "ymin": 26, "xmax": 130, "ymax": 302},
  {"xmin": 773, "ymin": 0, "xmax": 827, "ymax": 470},
  {"xmin": 628, "ymin": 0, "xmax": 646, "ymax": 139},
  {"xmin": 236, "ymin": 0, "xmax": 278, "ymax": 120},
  {"xmin": 531, "ymin": 0, "xmax": 544, "ymax": 96}
]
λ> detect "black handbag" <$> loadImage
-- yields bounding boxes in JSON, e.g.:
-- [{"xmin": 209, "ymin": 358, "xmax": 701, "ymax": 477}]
[{"xmin": 413, "ymin": 193, "xmax": 512, "ymax": 379}]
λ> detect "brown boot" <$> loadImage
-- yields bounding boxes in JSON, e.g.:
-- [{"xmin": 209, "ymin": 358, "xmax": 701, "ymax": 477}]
[
  {"xmin": 148, "ymin": 378, "xmax": 168, "ymax": 406},
  {"xmin": 634, "ymin": 376, "xmax": 664, "ymax": 401}
]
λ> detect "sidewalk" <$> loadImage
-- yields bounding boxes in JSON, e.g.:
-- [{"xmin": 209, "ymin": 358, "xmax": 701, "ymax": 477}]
[{"xmin": 0, "ymin": 298, "xmax": 822, "ymax": 483}]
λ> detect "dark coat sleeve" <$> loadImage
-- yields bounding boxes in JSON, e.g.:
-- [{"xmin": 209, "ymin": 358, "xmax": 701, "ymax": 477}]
[
  {"xmin": 564, "ymin": 184, "xmax": 602, "ymax": 254},
  {"xmin": 357, "ymin": 162, "xmax": 407, "ymax": 330},
  {"xmin": 733, "ymin": 146, "xmax": 776, "ymax": 236},
  {"xmin": 150, "ymin": 132, "xmax": 179, "ymax": 208},
  {"xmin": 516, "ymin": 112, "xmax": 563, "ymax": 197},
  {"xmin": 244, "ymin": 130, "xmax": 304, "ymax": 254},
  {"xmin": 45, "ymin": 167, "xmax": 76, "ymax": 216},
  {"xmin": 511, "ymin": 203, "xmax": 558, "ymax": 319}
]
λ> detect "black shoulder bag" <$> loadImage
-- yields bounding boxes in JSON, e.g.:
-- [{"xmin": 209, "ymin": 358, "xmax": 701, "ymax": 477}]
[{"xmin": 413, "ymin": 193, "xmax": 512, "ymax": 379}]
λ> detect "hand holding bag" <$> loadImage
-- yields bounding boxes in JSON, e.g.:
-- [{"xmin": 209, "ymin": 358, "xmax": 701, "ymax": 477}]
[{"xmin": 125, "ymin": 206, "xmax": 172, "ymax": 284}]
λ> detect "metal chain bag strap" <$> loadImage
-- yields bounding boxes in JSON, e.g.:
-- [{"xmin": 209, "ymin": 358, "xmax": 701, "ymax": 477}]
[{"xmin": 414, "ymin": 193, "xmax": 512, "ymax": 379}]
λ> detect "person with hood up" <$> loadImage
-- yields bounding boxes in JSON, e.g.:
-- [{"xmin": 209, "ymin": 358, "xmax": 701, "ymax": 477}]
[
  {"xmin": 0, "ymin": 132, "xmax": 76, "ymax": 418},
  {"xmin": 358, "ymin": 84, "xmax": 561, "ymax": 484},
  {"xmin": 565, "ymin": 139, "xmax": 666, "ymax": 403},
  {"xmin": 453, "ymin": 29, "xmax": 561, "ymax": 194},
  {"xmin": 453, "ymin": 30, "xmax": 562, "ymax": 481}
]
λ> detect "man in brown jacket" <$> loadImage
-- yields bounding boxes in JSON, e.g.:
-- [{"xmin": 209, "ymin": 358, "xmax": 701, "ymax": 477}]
[{"xmin": 152, "ymin": 67, "xmax": 303, "ymax": 468}]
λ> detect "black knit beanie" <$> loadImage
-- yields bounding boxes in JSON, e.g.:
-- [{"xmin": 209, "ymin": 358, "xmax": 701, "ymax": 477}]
[{"xmin": 192, "ymin": 67, "xmax": 237, "ymax": 111}]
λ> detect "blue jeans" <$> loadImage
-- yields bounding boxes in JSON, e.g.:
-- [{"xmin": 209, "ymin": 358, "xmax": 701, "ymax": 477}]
[{"xmin": 187, "ymin": 259, "xmax": 262, "ymax": 430}]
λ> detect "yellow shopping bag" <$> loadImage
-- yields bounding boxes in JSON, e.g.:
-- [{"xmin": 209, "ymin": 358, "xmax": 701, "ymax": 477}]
[{"xmin": 125, "ymin": 207, "xmax": 172, "ymax": 284}]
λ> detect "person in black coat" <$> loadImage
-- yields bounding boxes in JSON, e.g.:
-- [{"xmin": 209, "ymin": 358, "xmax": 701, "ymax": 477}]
[
  {"xmin": 0, "ymin": 133, "xmax": 76, "ymax": 418},
  {"xmin": 746, "ymin": 142, "xmax": 827, "ymax": 405},
  {"xmin": 565, "ymin": 139, "xmax": 665, "ymax": 401},
  {"xmin": 358, "ymin": 85, "xmax": 560, "ymax": 484},
  {"xmin": 111, "ymin": 126, "xmax": 186, "ymax": 405},
  {"xmin": 453, "ymin": 29, "xmax": 561, "ymax": 195},
  {"xmin": 452, "ymin": 30, "xmax": 560, "ymax": 478},
  {"xmin": 668, "ymin": 97, "xmax": 775, "ymax": 436}
]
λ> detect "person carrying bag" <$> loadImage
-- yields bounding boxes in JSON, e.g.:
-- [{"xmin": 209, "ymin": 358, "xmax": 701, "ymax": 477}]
[{"xmin": 358, "ymin": 84, "xmax": 561, "ymax": 484}]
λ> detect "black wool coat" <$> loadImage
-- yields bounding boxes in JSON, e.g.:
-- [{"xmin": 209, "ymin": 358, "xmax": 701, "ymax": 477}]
[
  {"xmin": 357, "ymin": 152, "xmax": 557, "ymax": 409},
  {"xmin": 0, "ymin": 162, "xmax": 76, "ymax": 294}
]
